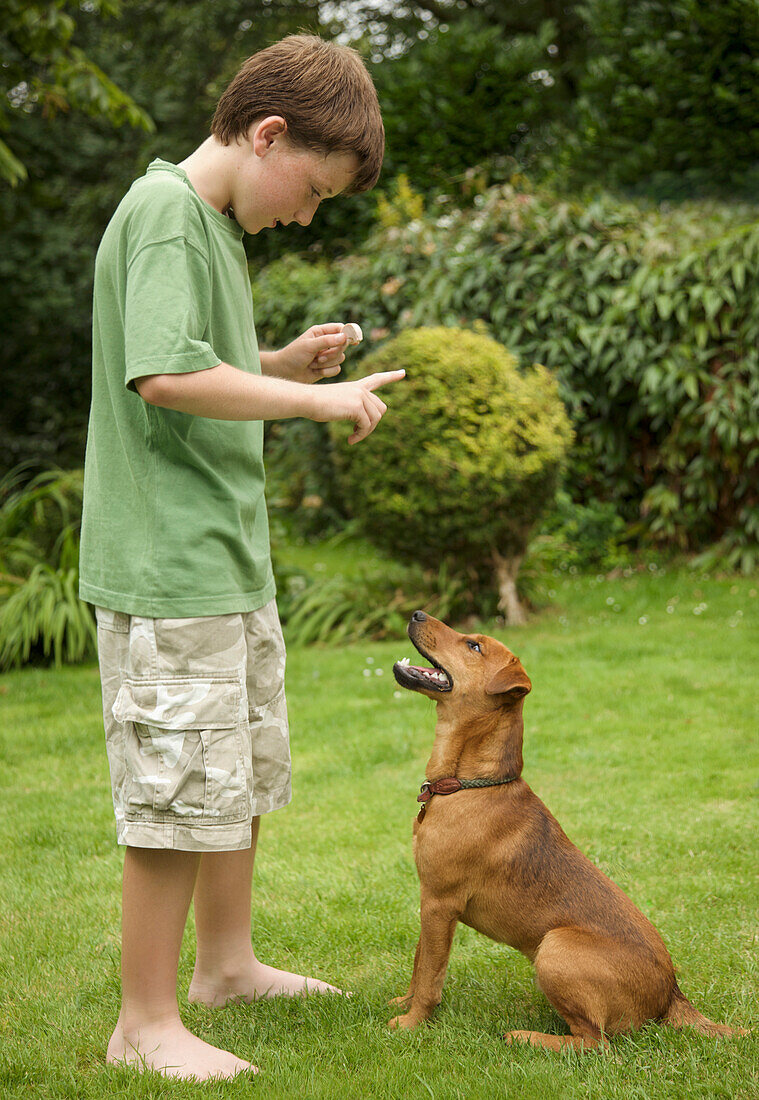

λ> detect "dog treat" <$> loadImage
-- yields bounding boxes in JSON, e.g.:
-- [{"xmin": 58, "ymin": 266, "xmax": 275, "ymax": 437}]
[{"xmin": 342, "ymin": 322, "xmax": 363, "ymax": 346}]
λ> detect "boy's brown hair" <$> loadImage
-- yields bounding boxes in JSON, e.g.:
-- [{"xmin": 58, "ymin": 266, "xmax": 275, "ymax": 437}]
[{"xmin": 212, "ymin": 35, "xmax": 384, "ymax": 194}]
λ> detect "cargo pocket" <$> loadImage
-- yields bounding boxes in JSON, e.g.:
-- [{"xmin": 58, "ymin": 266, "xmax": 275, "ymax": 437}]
[{"xmin": 112, "ymin": 677, "xmax": 248, "ymax": 824}]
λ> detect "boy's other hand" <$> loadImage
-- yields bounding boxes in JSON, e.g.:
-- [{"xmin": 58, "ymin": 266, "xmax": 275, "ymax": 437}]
[
  {"xmin": 266, "ymin": 324, "xmax": 350, "ymax": 384},
  {"xmin": 309, "ymin": 370, "xmax": 405, "ymax": 445}
]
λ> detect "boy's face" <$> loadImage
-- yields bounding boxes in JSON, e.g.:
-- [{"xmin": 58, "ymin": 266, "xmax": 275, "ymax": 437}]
[{"xmin": 231, "ymin": 118, "xmax": 358, "ymax": 235}]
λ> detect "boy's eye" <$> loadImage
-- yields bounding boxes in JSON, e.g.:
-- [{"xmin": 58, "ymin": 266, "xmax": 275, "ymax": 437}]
[{"xmin": 467, "ymin": 640, "xmax": 482, "ymax": 653}]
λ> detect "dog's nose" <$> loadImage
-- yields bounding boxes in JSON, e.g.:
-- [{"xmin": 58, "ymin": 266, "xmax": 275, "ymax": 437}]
[{"xmin": 411, "ymin": 610, "xmax": 427, "ymax": 622}]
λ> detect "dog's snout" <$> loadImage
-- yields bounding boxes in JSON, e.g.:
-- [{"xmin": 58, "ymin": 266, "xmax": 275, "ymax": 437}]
[{"xmin": 411, "ymin": 610, "xmax": 427, "ymax": 623}]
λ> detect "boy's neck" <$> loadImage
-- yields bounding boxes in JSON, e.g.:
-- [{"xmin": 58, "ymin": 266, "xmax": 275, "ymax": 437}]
[{"xmin": 177, "ymin": 137, "xmax": 237, "ymax": 217}]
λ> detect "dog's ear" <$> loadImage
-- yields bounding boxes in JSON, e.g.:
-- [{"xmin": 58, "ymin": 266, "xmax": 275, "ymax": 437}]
[{"xmin": 485, "ymin": 660, "xmax": 532, "ymax": 701}]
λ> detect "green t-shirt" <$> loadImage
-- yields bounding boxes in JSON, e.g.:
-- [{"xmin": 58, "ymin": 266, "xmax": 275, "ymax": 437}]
[{"xmin": 79, "ymin": 158, "xmax": 276, "ymax": 617}]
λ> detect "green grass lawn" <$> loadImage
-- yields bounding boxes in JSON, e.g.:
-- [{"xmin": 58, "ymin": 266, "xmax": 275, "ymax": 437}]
[{"xmin": 1, "ymin": 569, "xmax": 757, "ymax": 1099}]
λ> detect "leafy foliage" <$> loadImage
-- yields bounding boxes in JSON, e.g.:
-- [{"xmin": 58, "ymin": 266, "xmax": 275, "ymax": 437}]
[
  {"xmin": 347, "ymin": 0, "xmax": 587, "ymax": 99},
  {"xmin": 524, "ymin": 491, "xmax": 635, "ymax": 576},
  {"xmin": 253, "ymin": 182, "xmax": 759, "ymax": 569},
  {"xmin": 0, "ymin": 0, "xmax": 153, "ymax": 185},
  {"xmin": 369, "ymin": 15, "xmax": 561, "ymax": 187},
  {"xmin": 0, "ymin": 465, "xmax": 83, "ymax": 572},
  {"xmin": 0, "ymin": 534, "xmax": 94, "ymax": 669},
  {"xmin": 264, "ymin": 415, "xmax": 346, "ymax": 539},
  {"xmin": 0, "ymin": 466, "xmax": 95, "ymax": 668},
  {"xmin": 570, "ymin": 0, "xmax": 759, "ymax": 196}
]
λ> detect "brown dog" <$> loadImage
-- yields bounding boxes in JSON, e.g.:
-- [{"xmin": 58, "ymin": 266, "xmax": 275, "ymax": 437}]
[{"xmin": 389, "ymin": 611, "xmax": 745, "ymax": 1049}]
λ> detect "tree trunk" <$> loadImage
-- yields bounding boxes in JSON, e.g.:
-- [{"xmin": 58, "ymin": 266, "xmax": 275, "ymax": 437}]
[{"xmin": 492, "ymin": 549, "xmax": 527, "ymax": 625}]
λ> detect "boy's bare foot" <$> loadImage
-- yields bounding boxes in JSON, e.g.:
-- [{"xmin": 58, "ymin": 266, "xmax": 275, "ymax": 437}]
[
  {"xmin": 106, "ymin": 1019, "xmax": 258, "ymax": 1080},
  {"xmin": 188, "ymin": 957, "xmax": 344, "ymax": 1006}
]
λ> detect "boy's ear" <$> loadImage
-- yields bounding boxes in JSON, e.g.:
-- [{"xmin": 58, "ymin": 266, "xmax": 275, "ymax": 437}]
[
  {"xmin": 251, "ymin": 115, "xmax": 288, "ymax": 155},
  {"xmin": 485, "ymin": 660, "xmax": 531, "ymax": 701}
]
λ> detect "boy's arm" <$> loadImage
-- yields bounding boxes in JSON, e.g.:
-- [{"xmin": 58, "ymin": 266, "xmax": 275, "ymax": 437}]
[{"xmin": 135, "ymin": 362, "xmax": 404, "ymax": 445}]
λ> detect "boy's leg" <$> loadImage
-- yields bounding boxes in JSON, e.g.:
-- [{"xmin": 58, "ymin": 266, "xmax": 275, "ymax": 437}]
[
  {"xmin": 188, "ymin": 818, "xmax": 342, "ymax": 1005},
  {"xmin": 108, "ymin": 846, "xmax": 256, "ymax": 1080}
]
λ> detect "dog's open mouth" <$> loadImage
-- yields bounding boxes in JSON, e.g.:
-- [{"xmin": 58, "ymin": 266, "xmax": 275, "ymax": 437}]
[{"xmin": 393, "ymin": 644, "xmax": 453, "ymax": 693}]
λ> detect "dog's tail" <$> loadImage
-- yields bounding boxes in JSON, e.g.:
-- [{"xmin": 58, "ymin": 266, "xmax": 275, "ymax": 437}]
[{"xmin": 663, "ymin": 984, "xmax": 747, "ymax": 1037}]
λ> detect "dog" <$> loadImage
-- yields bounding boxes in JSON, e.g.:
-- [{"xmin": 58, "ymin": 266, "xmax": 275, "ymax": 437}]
[{"xmin": 389, "ymin": 611, "xmax": 746, "ymax": 1049}]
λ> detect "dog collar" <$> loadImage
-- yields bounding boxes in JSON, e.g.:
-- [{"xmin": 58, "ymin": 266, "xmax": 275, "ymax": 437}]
[{"xmin": 416, "ymin": 775, "xmax": 519, "ymax": 822}]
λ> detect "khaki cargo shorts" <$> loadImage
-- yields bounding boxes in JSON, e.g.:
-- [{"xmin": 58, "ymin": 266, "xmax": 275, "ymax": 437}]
[{"xmin": 95, "ymin": 599, "xmax": 291, "ymax": 852}]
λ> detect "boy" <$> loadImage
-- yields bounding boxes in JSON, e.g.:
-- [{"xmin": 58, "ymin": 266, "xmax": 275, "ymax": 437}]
[{"xmin": 79, "ymin": 35, "xmax": 403, "ymax": 1081}]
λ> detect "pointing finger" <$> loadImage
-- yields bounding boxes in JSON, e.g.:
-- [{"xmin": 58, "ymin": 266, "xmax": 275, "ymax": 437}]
[{"xmin": 362, "ymin": 369, "xmax": 406, "ymax": 392}]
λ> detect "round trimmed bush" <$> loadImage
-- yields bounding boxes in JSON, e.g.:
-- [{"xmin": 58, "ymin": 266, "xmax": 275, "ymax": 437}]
[{"xmin": 331, "ymin": 326, "xmax": 573, "ymax": 622}]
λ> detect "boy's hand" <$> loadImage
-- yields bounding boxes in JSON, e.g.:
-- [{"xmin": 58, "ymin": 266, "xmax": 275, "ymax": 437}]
[
  {"xmin": 265, "ymin": 324, "xmax": 350, "ymax": 384},
  {"xmin": 309, "ymin": 371, "xmax": 405, "ymax": 444}
]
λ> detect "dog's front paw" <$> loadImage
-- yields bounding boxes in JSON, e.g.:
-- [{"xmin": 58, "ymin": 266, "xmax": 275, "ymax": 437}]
[
  {"xmin": 389, "ymin": 993, "xmax": 413, "ymax": 1008},
  {"xmin": 388, "ymin": 1013, "xmax": 418, "ymax": 1030}
]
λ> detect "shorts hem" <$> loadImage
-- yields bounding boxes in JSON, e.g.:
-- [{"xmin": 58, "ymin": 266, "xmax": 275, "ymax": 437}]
[
  {"xmin": 117, "ymin": 818, "xmax": 254, "ymax": 852},
  {"xmin": 115, "ymin": 782, "xmax": 292, "ymax": 851}
]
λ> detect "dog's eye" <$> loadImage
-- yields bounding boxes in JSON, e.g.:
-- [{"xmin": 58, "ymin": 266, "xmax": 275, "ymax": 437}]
[{"xmin": 467, "ymin": 640, "xmax": 482, "ymax": 653}]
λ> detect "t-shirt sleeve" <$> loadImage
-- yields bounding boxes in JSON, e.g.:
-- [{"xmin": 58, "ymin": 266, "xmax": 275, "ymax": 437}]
[{"xmin": 124, "ymin": 235, "xmax": 221, "ymax": 391}]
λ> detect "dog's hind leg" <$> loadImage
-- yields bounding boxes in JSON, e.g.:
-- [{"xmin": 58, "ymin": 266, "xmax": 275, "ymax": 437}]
[
  {"xmin": 506, "ymin": 926, "xmax": 669, "ymax": 1052},
  {"xmin": 505, "ymin": 1025, "xmax": 603, "ymax": 1052}
]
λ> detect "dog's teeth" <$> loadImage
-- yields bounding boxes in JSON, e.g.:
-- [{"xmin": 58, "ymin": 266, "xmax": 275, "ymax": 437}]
[{"xmin": 397, "ymin": 657, "xmax": 411, "ymax": 666}]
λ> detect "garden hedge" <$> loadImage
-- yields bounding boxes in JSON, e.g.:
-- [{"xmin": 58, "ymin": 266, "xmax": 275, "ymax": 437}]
[{"xmin": 330, "ymin": 327, "xmax": 572, "ymax": 622}]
